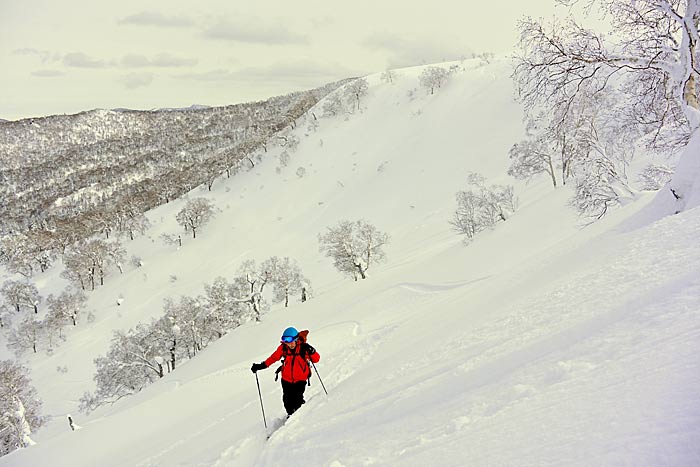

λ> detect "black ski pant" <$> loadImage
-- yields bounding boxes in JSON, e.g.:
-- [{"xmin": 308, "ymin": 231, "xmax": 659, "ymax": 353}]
[{"xmin": 281, "ymin": 380, "xmax": 307, "ymax": 415}]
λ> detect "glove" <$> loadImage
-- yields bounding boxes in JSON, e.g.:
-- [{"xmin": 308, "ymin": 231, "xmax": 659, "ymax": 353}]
[{"xmin": 251, "ymin": 362, "xmax": 266, "ymax": 373}]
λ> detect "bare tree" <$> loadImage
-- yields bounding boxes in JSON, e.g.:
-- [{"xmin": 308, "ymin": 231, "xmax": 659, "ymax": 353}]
[
  {"xmin": 0, "ymin": 235, "xmax": 35, "ymax": 278},
  {"xmin": 116, "ymin": 205, "xmax": 151, "ymax": 241},
  {"xmin": 7, "ymin": 317, "xmax": 43, "ymax": 355},
  {"xmin": 451, "ymin": 173, "xmax": 518, "ymax": 242},
  {"xmin": 381, "ymin": 69, "xmax": 398, "ymax": 84},
  {"xmin": 46, "ymin": 288, "xmax": 86, "ymax": 326},
  {"xmin": 344, "ymin": 78, "xmax": 369, "ymax": 111},
  {"xmin": 262, "ymin": 256, "xmax": 310, "ymax": 307},
  {"xmin": 61, "ymin": 246, "xmax": 92, "ymax": 291},
  {"xmin": 61, "ymin": 239, "xmax": 124, "ymax": 290},
  {"xmin": 231, "ymin": 259, "xmax": 271, "ymax": 321},
  {"xmin": 176, "ymin": 198, "xmax": 216, "ymax": 239},
  {"xmin": 508, "ymin": 113, "xmax": 567, "ymax": 188},
  {"xmin": 419, "ymin": 66, "xmax": 450, "ymax": 95},
  {"xmin": 318, "ymin": 220, "xmax": 390, "ymax": 280},
  {"xmin": 0, "ymin": 280, "xmax": 41, "ymax": 314},
  {"xmin": 513, "ymin": 0, "xmax": 700, "ymax": 213},
  {"xmin": 80, "ymin": 325, "xmax": 166, "ymax": 412},
  {"xmin": 321, "ymin": 93, "xmax": 346, "ymax": 117},
  {"xmin": 202, "ymin": 277, "xmax": 245, "ymax": 339},
  {"xmin": 638, "ymin": 164, "xmax": 675, "ymax": 191}
]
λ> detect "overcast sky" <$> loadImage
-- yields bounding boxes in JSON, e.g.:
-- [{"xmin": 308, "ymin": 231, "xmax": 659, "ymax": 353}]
[{"xmin": 1, "ymin": 0, "xmax": 556, "ymax": 121}]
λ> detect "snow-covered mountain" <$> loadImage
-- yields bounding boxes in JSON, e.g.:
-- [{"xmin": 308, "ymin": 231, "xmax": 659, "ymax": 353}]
[{"xmin": 1, "ymin": 58, "xmax": 698, "ymax": 466}]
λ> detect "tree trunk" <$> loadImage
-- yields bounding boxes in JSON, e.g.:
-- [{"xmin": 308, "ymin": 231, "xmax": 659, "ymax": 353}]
[
  {"xmin": 170, "ymin": 339, "xmax": 176, "ymax": 370},
  {"xmin": 547, "ymin": 157, "xmax": 557, "ymax": 188}
]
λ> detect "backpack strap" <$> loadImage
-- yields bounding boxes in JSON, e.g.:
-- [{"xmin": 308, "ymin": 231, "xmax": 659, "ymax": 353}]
[
  {"xmin": 301, "ymin": 343, "xmax": 316, "ymax": 386},
  {"xmin": 275, "ymin": 345, "xmax": 290, "ymax": 381}
]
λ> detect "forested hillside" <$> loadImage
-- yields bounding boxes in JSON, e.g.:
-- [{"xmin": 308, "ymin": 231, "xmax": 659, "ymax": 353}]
[{"xmin": 0, "ymin": 79, "xmax": 349, "ymax": 236}]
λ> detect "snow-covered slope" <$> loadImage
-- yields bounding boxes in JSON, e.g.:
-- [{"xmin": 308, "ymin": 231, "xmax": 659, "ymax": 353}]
[{"xmin": 2, "ymin": 59, "xmax": 699, "ymax": 467}]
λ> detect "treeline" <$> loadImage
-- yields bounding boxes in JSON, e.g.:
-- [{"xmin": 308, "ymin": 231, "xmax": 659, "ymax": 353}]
[{"xmin": 79, "ymin": 256, "xmax": 311, "ymax": 412}]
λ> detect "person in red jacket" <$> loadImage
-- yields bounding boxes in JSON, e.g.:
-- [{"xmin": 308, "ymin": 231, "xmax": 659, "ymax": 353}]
[{"xmin": 251, "ymin": 327, "xmax": 320, "ymax": 416}]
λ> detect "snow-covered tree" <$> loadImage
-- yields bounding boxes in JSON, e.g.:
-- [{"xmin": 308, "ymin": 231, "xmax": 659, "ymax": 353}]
[
  {"xmin": 419, "ymin": 66, "xmax": 450, "ymax": 95},
  {"xmin": 231, "ymin": 260, "xmax": 272, "ymax": 321},
  {"xmin": 0, "ymin": 360, "xmax": 45, "ymax": 457},
  {"xmin": 116, "ymin": 206, "xmax": 151, "ymax": 241},
  {"xmin": 0, "ymin": 235, "xmax": 36, "ymax": 277},
  {"xmin": 202, "ymin": 277, "xmax": 245, "ymax": 339},
  {"xmin": 508, "ymin": 114, "xmax": 566, "ymax": 188},
  {"xmin": 344, "ymin": 78, "xmax": 369, "ymax": 111},
  {"xmin": 318, "ymin": 220, "xmax": 390, "ymax": 281},
  {"xmin": 322, "ymin": 93, "xmax": 346, "ymax": 117},
  {"xmin": 381, "ymin": 69, "xmax": 398, "ymax": 84},
  {"xmin": 162, "ymin": 295, "xmax": 206, "ymax": 359},
  {"xmin": 6, "ymin": 317, "xmax": 43, "ymax": 355},
  {"xmin": 451, "ymin": 173, "xmax": 518, "ymax": 242},
  {"xmin": 638, "ymin": 164, "xmax": 675, "ymax": 191},
  {"xmin": 570, "ymin": 150, "xmax": 635, "ymax": 221},
  {"xmin": 46, "ymin": 288, "xmax": 86, "ymax": 327},
  {"xmin": 61, "ymin": 245, "xmax": 92, "ymax": 291},
  {"xmin": 62, "ymin": 239, "xmax": 125, "ymax": 290},
  {"xmin": 176, "ymin": 197, "xmax": 216, "ymax": 239},
  {"xmin": 514, "ymin": 0, "xmax": 700, "ymax": 214},
  {"xmin": 0, "ymin": 280, "xmax": 41, "ymax": 314},
  {"xmin": 81, "ymin": 325, "xmax": 165, "ymax": 412},
  {"xmin": 263, "ymin": 256, "xmax": 310, "ymax": 307},
  {"xmin": 0, "ymin": 231, "xmax": 55, "ymax": 277},
  {"xmin": 88, "ymin": 210, "xmax": 117, "ymax": 240}
]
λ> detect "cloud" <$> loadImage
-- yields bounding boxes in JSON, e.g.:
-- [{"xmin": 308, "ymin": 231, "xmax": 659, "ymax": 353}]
[
  {"xmin": 63, "ymin": 52, "xmax": 107, "ymax": 68},
  {"xmin": 364, "ymin": 33, "xmax": 472, "ymax": 68},
  {"xmin": 31, "ymin": 70, "xmax": 66, "ymax": 78},
  {"xmin": 232, "ymin": 61, "xmax": 355, "ymax": 83},
  {"xmin": 173, "ymin": 69, "xmax": 239, "ymax": 82},
  {"xmin": 202, "ymin": 18, "xmax": 308, "ymax": 45},
  {"xmin": 14, "ymin": 48, "xmax": 60, "ymax": 64},
  {"xmin": 121, "ymin": 72, "xmax": 154, "ymax": 89},
  {"xmin": 118, "ymin": 11, "xmax": 193, "ymax": 28},
  {"xmin": 175, "ymin": 60, "xmax": 354, "ymax": 88},
  {"xmin": 121, "ymin": 53, "xmax": 198, "ymax": 68}
]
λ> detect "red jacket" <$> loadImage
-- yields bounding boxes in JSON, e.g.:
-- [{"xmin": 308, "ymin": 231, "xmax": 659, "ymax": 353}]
[{"xmin": 264, "ymin": 343, "xmax": 320, "ymax": 383}]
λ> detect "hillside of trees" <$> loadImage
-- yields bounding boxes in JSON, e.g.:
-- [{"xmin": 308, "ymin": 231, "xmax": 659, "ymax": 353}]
[{"xmin": 0, "ymin": 79, "xmax": 350, "ymax": 238}]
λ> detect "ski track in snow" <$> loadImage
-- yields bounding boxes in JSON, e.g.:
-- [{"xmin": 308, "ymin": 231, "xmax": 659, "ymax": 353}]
[{"xmin": 395, "ymin": 276, "xmax": 489, "ymax": 294}]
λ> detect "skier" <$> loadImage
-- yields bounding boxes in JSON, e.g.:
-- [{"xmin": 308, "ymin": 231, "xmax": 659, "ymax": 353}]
[{"xmin": 251, "ymin": 327, "xmax": 320, "ymax": 417}]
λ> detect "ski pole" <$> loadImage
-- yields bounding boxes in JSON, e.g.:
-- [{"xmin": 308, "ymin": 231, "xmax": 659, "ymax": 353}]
[
  {"xmin": 255, "ymin": 372, "xmax": 267, "ymax": 428},
  {"xmin": 310, "ymin": 361, "xmax": 328, "ymax": 396}
]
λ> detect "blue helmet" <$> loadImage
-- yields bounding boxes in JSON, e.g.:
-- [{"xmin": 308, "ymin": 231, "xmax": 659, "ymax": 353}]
[{"xmin": 281, "ymin": 327, "xmax": 299, "ymax": 339}]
